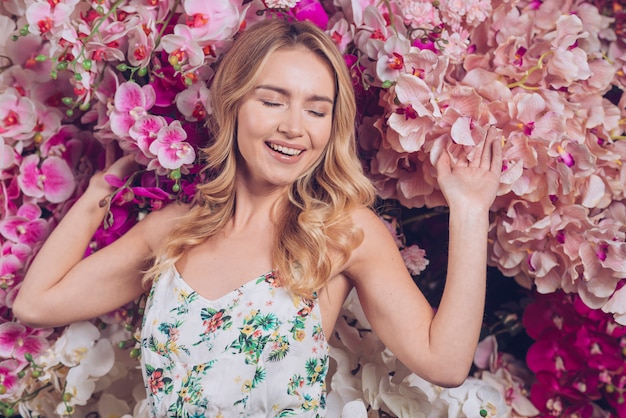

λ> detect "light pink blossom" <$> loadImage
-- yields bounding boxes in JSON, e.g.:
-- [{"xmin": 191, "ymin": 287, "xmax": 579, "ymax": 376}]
[
  {"xmin": 0, "ymin": 90, "xmax": 37, "ymax": 140},
  {"xmin": 182, "ymin": 0, "xmax": 241, "ymax": 42},
  {"xmin": 109, "ymin": 82, "xmax": 156, "ymax": 138},
  {"xmin": 160, "ymin": 24, "xmax": 205, "ymax": 69},
  {"xmin": 175, "ymin": 82, "xmax": 212, "ymax": 123},
  {"xmin": 25, "ymin": 0, "xmax": 78, "ymax": 37},
  {"xmin": 400, "ymin": 245, "xmax": 429, "ymax": 275},
  {"xmin": 148, "ymin": 121, "xmax": 196, "ymax": 170}
]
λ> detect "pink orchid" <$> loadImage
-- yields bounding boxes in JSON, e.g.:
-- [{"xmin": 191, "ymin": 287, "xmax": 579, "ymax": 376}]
[
  {"xmin": 327, "ymin": 19, "xmax": 353, "ymax": 54},
  {"xmin": 24, "ymin": 0, "xmax": 78, "ymax": 37},
  {"xmin": 160, "ymin": 24, "xmax": 206, "ymax": 69},
  {"xmin": 175, "ymin": 82, "xmax": 212, "ymax": 123},
  {"xmin": 182, "ymin": 0, "xmax": 241, "ymax": 42},
  {"xmin": 17, "ymin": 154, "xmax": 76, "ymax": 204},
  {"xmin": 126, "ymin": 24, "xmax": 156, "ymax": 68},
  {"xmin": 376, "ymin": 35, "xmax": 413, "ymax": 83},
  {"xmin": 148, "ymin": 121, "xmax": 196, "ymax": 170},
  {"xmin": 109, "ymin": 82, "xmax": 156, "ymax": 138},
  {"xmin": 0, "ymin": 322, "xmax": 51, "ymax": 365},
  {"xmin": 354, "ymin": 6, "xmax": 393, "ymax": 60},
  {"xmin": 129, "ymin": 115, "xmax": 167, "ymax": 164},
  {"xmin": 0, "ymin": 203, "xmax": 49, "ymax": 247},
  {"xmin": 0, "ymin": 90, "xmax": 37, "ymax": 140},
  {"xmin": 546, "ymin": 15, "xmax": 592, "ymax": 87},
  {"xmin": 386, "ymin": 73, "xmax": 440, "ymax": 152}
]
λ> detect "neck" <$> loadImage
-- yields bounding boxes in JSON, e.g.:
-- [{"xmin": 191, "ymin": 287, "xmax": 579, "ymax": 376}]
[{"xmin": 228, "ymin": 177, "xmax": 289, "ymax": 233}]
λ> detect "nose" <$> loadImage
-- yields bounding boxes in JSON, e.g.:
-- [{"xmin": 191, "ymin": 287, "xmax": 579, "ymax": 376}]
[{"xmin": 277, "ymin": 106, "xmax": 304, "ymax": 138}]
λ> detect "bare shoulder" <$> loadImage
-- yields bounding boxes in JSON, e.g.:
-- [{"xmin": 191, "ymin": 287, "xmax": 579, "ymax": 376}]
[
  {"xmin": 349, "ymin": 206, "xmax": 390, "ymax": 238},
  {"xmin": 345, "ymin": 206, "xmax": 399, "ymax": 271},
  {"xmin": 138, "ymin": 201, "xmax": 191, "ymax": 250}
]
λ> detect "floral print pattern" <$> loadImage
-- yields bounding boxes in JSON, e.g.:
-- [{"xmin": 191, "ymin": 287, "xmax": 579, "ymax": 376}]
[{"xmin": 140, "ymin": 267, "xmax": 328, "ymax": 417}]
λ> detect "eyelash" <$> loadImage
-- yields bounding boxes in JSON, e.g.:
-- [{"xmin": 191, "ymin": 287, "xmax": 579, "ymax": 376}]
[{"xmin": 261, "ymin": 101, "xmax": 327, "ymax": 118}]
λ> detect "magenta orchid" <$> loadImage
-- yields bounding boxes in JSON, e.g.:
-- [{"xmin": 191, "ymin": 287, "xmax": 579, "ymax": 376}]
[{"xmin": 17, "ymin": 155, "xmax": 75, "ymax": 204}]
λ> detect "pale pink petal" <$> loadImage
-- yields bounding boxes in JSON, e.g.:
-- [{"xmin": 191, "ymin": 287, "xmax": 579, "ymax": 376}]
[
  {"xmin": 516, "ymin": 93, "xmax": 545, "ymax": 125},
  {"xmin": 0, "ymin": 143, "xmax": 15, "ymax": 169},
  {"xmin": 473, "ymin": 335, "xmax": 497, "ymax": 370},
  {"xmin": 581, "ymin": 175, "xmax": 606, "ymax": 208},
  {"xmin": 450, "ymin": 117, "xmax": 475, "ymax": 145},
  {"xmin": 602, "ymin": 285, "xmax": 626, "ymax": 325},
  {"xmin": 395, "ymin": 74, "xmax": 434, "ymax": 117}
]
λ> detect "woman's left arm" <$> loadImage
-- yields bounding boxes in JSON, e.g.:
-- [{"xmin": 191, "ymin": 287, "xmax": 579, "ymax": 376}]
[{"xmin": 346, "ymin": 128, "xmax": 502, "ymax": 387}]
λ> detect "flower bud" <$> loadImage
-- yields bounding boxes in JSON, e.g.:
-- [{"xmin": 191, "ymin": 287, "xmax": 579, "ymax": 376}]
[
  {"xmin": 116, "ymin": 63, "xmax": 129, "ymax": 71},
  {"xmin": 82, "ymin": 59, "xmax": 93, "ymax": 70}
]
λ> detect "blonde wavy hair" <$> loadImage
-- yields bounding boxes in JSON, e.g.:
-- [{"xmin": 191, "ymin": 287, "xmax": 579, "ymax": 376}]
[{"xmin": 145, "ymin": 19, "xmax": 376, "ymax": 299}]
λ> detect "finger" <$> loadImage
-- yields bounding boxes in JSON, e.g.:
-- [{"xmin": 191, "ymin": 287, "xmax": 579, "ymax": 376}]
[
  {"xmin": 104, "ymin": 142, "xmax": 118, "ymax": 170},
  {"xmin": 434, "ymin": 147, "xmax": 452, "ymax": 176},
  {"xmin": 490, "ymin": 135, "xmax": 504, "ymax": 174},
  {"xmin": 449, "ymin": 144, "xmax": 467, "ymax": 167},
  {"xmin": 479, "ymin": 128, "xmax": 497, "ymax": 168},
  {"xmin": 470, "ymin": 139, "xmax": 486, "ymax": 168}
]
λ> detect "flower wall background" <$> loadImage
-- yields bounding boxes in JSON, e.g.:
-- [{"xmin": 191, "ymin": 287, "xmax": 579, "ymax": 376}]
[{"xmin": 0, "ymin": 0, "xmax": 625, "ymax": 417}]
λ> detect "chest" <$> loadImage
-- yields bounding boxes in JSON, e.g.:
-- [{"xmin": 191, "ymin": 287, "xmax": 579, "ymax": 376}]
[{"xmin": 176, "ymin": 233, "xmax": 274, "ymax": 301}]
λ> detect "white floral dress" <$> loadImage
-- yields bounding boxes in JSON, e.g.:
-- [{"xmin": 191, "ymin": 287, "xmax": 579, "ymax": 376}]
[{"xmin": 140, "ymin": 266, "xmax": 329, "ymax": 417}]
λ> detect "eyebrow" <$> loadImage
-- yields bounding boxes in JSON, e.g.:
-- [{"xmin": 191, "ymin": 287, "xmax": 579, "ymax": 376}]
[{"xmin": 255, "ymin": 84, "xmax": 334, "ymax": 105}]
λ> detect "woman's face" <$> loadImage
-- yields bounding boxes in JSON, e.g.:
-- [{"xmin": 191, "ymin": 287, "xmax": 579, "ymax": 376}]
[{"xmin": 235, "ymin": 47, "xmax": 335, "ymax": 192}]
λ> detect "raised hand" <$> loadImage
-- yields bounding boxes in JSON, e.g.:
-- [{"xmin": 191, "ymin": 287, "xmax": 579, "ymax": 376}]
[
  {"xmin": 434, "ymin": 127, "xmax": 503, "ymax": 212},
  {"xmin": 88, "ymin": 148, "xmax": 138, "ymax": 196}
]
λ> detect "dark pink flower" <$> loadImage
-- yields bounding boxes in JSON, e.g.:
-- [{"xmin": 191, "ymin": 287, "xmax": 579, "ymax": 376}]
[
  {"xmin": 0, "ymin": 203, "xmax": 49, "ymax": 246},
  {"xmin": 0, "ymin": 322, "xmax": 50, "ymax": 364},
  {"xmin": 17, "ymin": 154, "xmax": 76, "ymax": 203},
  {"xmin": 291, "ymin": 0, "xmax": 328, "ymax": 29},
  {"xmin": 0, "ymin": 359, "xmax": 21, "ymax": 395}
]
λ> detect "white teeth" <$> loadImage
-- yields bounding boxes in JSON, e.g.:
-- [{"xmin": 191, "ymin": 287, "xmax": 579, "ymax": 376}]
[{"xmin": 268, "ymin": 143, "xmax": 303, "ymax": 156}]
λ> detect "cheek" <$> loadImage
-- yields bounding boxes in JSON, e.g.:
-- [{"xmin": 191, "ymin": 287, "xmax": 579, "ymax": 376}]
[{"xmin": 314, "ymin": 124, "xmax": 332, "ymax": 150}]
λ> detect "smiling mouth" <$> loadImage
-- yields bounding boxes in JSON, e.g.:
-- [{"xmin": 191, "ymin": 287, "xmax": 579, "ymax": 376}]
[{"xmin": 267, "ymin": 142, "xmax": 303, "ymax": 156}]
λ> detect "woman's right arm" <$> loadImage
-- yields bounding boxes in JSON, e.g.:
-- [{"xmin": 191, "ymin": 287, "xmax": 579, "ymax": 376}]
[{"xmin": 13, "ymin": 156, "xmax": 185, "ymax": 328}]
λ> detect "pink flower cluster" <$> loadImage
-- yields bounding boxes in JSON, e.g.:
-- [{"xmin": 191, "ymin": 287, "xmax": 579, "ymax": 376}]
[
  {"xmin": 523, "ymin": 290, "xmax": 626, "ymax": 417},
  {"xmin": 346, "ymin": 0, "xmax": 626, "ymax": 324}
]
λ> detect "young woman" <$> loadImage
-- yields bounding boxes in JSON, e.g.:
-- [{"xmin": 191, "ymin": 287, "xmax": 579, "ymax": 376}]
[{"xmin": 14, "ymin": 19, "xmax": 502, "ymax": 417}]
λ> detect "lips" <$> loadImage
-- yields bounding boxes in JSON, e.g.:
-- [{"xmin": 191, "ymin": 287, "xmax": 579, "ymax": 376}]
[{"xmin": 266, "ymin": 142, "xmax": 304, "ymax": 156}]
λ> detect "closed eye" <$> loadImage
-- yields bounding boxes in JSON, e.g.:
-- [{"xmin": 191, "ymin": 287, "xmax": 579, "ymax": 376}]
[
  {"xmin": 308, "ymin": 110, "xmax": 327, "ymax": 118},
  {"xmin": 261, "ymin": 100, "xmax": 282, "ymax": 108}
]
